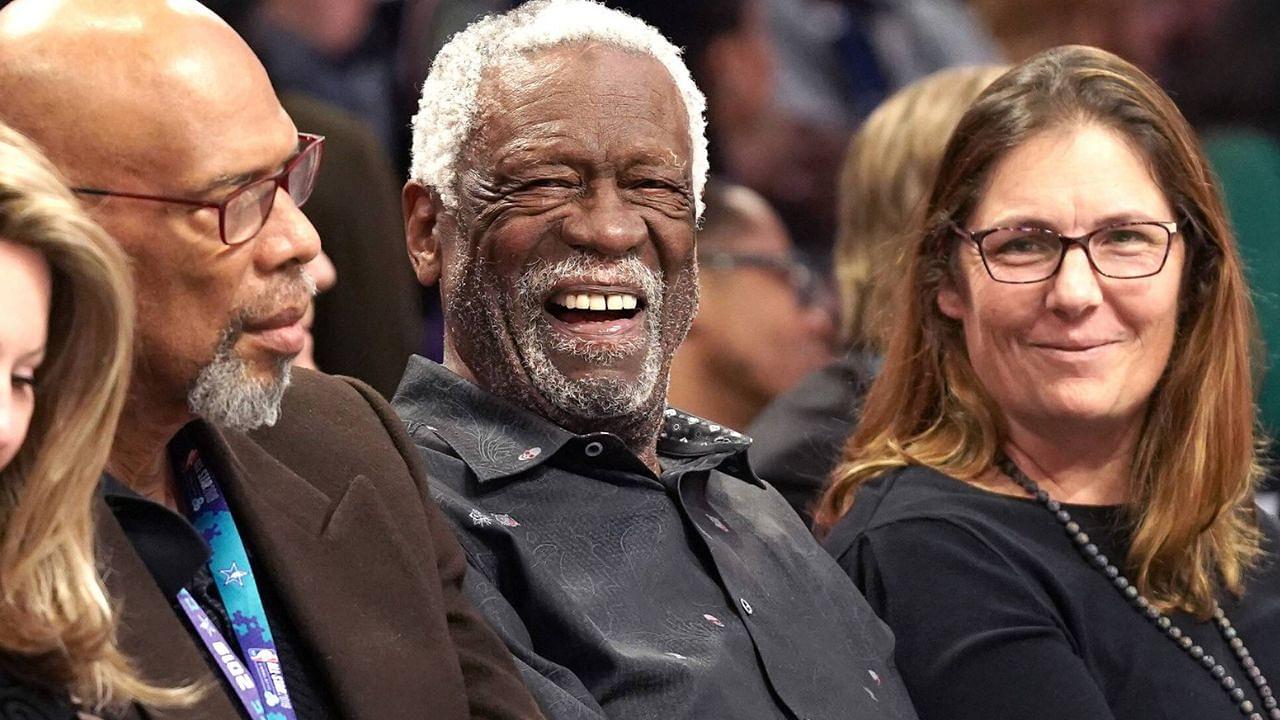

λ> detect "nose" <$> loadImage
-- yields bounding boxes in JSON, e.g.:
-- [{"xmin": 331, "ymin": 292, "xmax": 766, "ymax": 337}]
[
  {"xmin": 560, "ymin": 181, "xmax": 648, "ymax": 257},
  {"xmin": 805, "ymin": 302, "xmax": 836, "ymax": 349},
  {"xmin": 1045, "ymin": 245, "xmax": 1102, "ymax": 317},
  {"xmin": 254, "ymin": 186, "xmax": 321, "ymax": 272}
]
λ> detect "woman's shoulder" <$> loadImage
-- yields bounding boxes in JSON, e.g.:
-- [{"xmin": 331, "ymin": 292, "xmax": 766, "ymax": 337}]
[
  {"xmin": 822, "ymin": 464, "xmax": 1044, "ymax": 559},
  {"xmin": 0, "ymin": 667, "xmax": 77, "ymax": 720}
]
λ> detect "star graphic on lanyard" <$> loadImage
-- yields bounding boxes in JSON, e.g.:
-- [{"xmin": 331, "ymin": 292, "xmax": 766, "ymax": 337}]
[{"xmin": 219, "ymin": 562, "xmax": 249, "ymax": 587}]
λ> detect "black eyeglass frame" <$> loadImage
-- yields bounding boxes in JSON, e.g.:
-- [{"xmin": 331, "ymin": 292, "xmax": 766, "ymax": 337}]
[
  {"xmin": 699, "ymin": 250, "xmax": 825, "ymax": 305},
  {"xmin": 950, "ymin": 219, "xmax": 1180, "ymax": 284},
  {"xmin": 72, "ymin": 132, "xmax": 325, "ymax": 246}
]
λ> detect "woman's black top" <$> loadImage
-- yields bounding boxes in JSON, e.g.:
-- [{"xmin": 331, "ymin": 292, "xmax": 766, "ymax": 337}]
[
  {"xmin": 823, "ymin": 464, "xmax": 1280, "ymax": 720},
  {"xmin": 0, "ymin": 669, "xmax": 76, "ymax": 720}
]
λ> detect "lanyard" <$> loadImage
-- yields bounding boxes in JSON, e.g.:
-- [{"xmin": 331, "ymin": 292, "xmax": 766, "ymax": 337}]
[{"xmin": 172, "ymin": 433, "xmax": 297, "ymax": 720}]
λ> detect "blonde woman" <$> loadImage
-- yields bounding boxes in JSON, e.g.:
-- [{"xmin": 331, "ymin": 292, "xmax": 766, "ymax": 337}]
[
  {"xmin": 0, "ymin": 124, "xmax": 177, "ymax": 717},
  {"xmin": 819, "ymin": 46, "xmax": 1278, "ymax": 720},
  {"xmin": 748, "ymin": 65, "xmax": 1006, "ymax": 524}
]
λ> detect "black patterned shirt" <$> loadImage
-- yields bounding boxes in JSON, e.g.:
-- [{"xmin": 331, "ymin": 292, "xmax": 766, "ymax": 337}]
[{"xmin": 392, "ymin": 356, "xmax": 918, "ymax": 720}]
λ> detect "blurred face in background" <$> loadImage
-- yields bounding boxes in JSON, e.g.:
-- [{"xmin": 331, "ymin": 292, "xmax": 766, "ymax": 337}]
[
  {"xmin": 937, "ymin": 124, "xmax": 1183, "ymax": 437},
  {"xmin": 0, "ymin": 240, "xmax": 50, "ymax": 470},
  {"xmin": 680, "ymin": 184, "xmax": 833, "ymax": 424},
  {"xmin": 703, "ymin": 0, "xmax": 776, "ymax": 132}
]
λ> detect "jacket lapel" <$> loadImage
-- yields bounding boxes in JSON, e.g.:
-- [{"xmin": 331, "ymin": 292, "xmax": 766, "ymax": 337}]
[
  {"xmin": 97, "ymin": 498, "xmax": 242, "ymax": 719},
  {"xmin": 194, "ymin": 423, "xmax": 445, "ymax": 720}
]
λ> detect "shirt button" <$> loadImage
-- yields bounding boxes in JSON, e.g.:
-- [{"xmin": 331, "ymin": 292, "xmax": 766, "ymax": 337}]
[
  {"xmin": 740, "ymin": 598, "xmax": 754, "ymax": 615},
  {"xmin": 584, "ymin": 441, "xmax": 604, "ymax": 457}
]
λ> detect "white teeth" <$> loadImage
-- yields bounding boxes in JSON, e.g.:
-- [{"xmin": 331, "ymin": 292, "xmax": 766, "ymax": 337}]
[{"xmin": 551, "ymin": 291, "xmax": 640, "ymax": 312}]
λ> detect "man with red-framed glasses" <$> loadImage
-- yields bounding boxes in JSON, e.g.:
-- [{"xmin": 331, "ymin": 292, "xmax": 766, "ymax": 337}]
[{"xmin": 0, "ymin": 1, "xmax": 542, "ymax": 719}]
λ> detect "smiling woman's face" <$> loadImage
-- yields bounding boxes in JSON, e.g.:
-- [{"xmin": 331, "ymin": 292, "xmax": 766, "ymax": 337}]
[
  {"xmin": 0, "ymin": 239, "xmax": 50, "ymax": 471},
  {"xmin": 937, "ymin": 123, "xmax": 1184, "ymax": 434}
]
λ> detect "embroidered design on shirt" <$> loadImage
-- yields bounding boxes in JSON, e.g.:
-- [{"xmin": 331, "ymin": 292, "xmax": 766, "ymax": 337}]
[
  {"xmin": 493, "ymin": 513, "xmax": 520, "ymax": 528},
  {"xmin": 469, "ymin": 508, "xmax": 494, "ymax": 527},
  {"xmin": 868, "ymin": 669, "xmax": 881, "ymax": 685},
  {"xmin": 658, "ymin": 408, "xmax": 751, "ymax": 452},
  {"xmin": 219, "ymin": 562, "xmax": 249, "ymax": 587},
  {"xmin": 703, "ymin": 614, "xmax": 725, "ymax": 628},
  {"xmin": 519, "ymin": 447, "xmax": 542, "ymax": 461},
  {"xmin": 863, "ymin": 686, "xmax": 879, "ymax": 702},
  {"xmin": 705, "ymin": 513, "xmax": 729, "ymax": 532}
]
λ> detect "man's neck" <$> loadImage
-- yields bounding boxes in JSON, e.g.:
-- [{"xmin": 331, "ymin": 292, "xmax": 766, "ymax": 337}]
[
  {"xmin": 444, "ymin": 349, "xmax": 665, "ymax": 475},
  {"xmin": 107, "ymin": 392, "xmax": 193, "ymax": 512}
]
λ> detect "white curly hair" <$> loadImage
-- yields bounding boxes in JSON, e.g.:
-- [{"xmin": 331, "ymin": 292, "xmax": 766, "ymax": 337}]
[{"xmin": 409, "ymin": 0, "xmax": 709, "ymax": 219}]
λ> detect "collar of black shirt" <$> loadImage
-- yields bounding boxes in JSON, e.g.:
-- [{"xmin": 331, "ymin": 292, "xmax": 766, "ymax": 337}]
[
  {"xmin": 392, "ymin": 355, "xmax": 763, "ymax": 486},
  {"xmin": 100, "ymin": 473, "xmax": 210, "ymax": 598}
]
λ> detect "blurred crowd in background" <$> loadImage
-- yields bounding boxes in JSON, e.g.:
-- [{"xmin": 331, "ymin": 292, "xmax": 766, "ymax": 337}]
[{"xmin": 77, "ymin": 0, "xmax": 1278, "ymax": 449}]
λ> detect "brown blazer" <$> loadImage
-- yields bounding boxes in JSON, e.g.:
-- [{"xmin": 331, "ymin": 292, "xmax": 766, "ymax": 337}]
[{"xmin": 99, "ymin": 369, "xmax": 543, "ymax": 720}]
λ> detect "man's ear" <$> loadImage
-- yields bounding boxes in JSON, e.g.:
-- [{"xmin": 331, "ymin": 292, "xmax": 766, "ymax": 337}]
[{"xmin": 403, "ymin": 181, "xmax": 444, "ymax": 287}]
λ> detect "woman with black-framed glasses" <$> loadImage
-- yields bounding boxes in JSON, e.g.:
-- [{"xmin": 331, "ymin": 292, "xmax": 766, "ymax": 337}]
[{"xmin": 817, "ymin": 46, "xmax": 1280, "ymax": 720}]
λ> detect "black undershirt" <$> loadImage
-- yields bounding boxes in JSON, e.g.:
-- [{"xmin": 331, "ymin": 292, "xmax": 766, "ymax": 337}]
[{"xmin": 103, "ymin": 465, "xmax": 337, "ymax": 720}]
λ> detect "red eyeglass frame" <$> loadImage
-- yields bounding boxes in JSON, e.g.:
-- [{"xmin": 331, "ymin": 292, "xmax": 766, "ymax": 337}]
[{"xmin": 72, "ymin": 132, "xmax": 325, "ymax": 246}]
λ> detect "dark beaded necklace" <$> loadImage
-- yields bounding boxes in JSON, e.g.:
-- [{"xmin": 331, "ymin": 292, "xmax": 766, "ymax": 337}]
[{"xmin": 997, "ymin": 458, "xmax": 1279, "ymax": 719}]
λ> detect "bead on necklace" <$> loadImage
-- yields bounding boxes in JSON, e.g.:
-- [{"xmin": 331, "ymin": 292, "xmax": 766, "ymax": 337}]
[{"xmin": 997, "ymin": 457, "xmax": 1278, "ymax": 719}]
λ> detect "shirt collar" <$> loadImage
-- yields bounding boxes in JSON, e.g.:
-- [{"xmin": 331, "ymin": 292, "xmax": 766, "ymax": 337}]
[
  {"xmin": 100, "ymin": 473, "xmax": 210, "ymax": 598},
  {"xmin": 392, "ymin": 356, "xmax": 762, "ymax": 486},
  {"xmin": 393, "ymin": 356, "xmax": 575, "ymax": 482}
]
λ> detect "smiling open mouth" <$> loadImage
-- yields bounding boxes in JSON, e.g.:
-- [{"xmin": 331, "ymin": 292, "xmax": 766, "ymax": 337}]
[{"xmin": 545, "ymin": 290, "xmax": 646, "ymax": 329}]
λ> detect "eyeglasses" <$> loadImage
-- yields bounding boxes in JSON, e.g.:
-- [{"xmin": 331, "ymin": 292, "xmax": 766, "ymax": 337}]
[
  {"xmin": 72, "ymin": 133, "xmax": 325, "ymax": 246},
  {"xmin": 700, "ymin": 251, "xmax": 826, "ymax": 306},
  {"xmin": 952, "ymin": 220, "xmax": 1179, "ymax": 284}
]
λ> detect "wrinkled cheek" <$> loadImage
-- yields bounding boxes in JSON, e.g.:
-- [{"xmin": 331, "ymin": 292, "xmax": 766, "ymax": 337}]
[
  {"xmin": 446, "ymin": 265, "xmax": 513, "ymax": 358},
  {"xmin": 659, "ymin": 269, "xmax": 700, "ymax": 351}
]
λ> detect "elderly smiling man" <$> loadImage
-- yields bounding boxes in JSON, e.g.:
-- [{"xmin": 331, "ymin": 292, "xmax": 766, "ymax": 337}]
[{"xmin": 392, "ymin": 2, "xmax": 918, "ymax": 718}]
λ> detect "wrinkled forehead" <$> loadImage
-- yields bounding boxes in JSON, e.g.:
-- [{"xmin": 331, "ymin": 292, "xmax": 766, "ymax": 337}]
[{"xmin": 466, "ymin": 43, "xmax": 692, "ymax": 166}]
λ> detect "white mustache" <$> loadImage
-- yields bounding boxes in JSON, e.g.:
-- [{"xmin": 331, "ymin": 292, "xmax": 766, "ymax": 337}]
[{"xmin": 517, "ymin": 254, "xmax": 663, "ymax": 304}]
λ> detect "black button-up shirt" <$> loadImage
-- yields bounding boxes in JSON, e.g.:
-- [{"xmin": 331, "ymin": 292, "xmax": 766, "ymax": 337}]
[{"xmin": 393, "ymin": 356, "xmax": 917, "ymax": 720}]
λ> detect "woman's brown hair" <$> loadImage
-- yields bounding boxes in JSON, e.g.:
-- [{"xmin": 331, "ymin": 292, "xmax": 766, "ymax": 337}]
[
  {"xmin": 817, "ymin": 45, "xmax": 1261, "ymax": 618},
  {"xmin": 0, "ymin": 123, "xmax": 191, "ymax": 709}
]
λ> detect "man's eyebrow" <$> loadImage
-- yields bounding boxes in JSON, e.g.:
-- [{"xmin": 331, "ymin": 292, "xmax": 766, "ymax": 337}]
[
  {"xmin": 193, "ymin": 137, "xmax": 303, "ymax": 197},
  {"xmin": 195, "ymin": 170, "xmax": 260, "ymax": 197}
]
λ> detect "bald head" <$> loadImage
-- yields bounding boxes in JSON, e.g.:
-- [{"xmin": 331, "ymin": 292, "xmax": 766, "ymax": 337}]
[
  {"xmin": 0, "ymin": 0, "xmax": 321, "ymax": 433},
  {"xmin": 0, "ymin": 0, "xmax": 287, "ymax": 189},
  {"xmin": 698, "ymin": 181, "xmax": 790, "ymax": 256}
]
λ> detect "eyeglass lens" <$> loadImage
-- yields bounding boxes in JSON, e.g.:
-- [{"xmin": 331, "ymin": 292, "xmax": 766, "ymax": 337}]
[
  {"xmin": 222, "ymin": 139, "xmax": 322, "ymax": 245},
  {"xmin": 979, "ymin": 224, "xmax": 1171, "ymax": 282}
]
